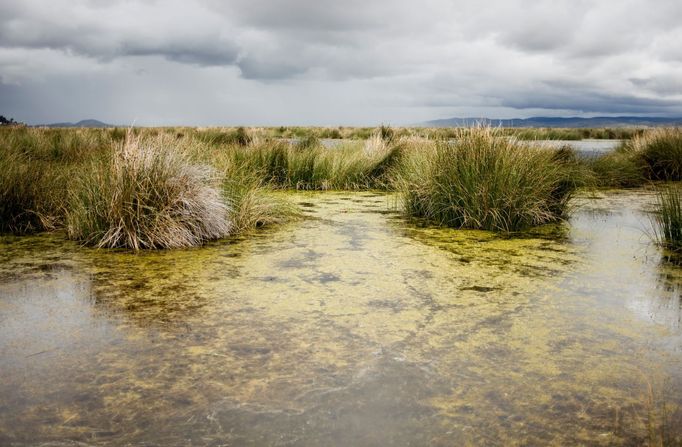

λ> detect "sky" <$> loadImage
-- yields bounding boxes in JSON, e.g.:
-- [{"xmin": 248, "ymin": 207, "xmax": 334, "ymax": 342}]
[{"xmin": 1, "ymin": 0, "xmax": 682, "ymax": 126}]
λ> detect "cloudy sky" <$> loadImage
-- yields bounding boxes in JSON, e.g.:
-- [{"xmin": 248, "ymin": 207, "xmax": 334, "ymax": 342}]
[{"xmin": 2, "ymin": 0, "xmax": 682, "ymax": 126}]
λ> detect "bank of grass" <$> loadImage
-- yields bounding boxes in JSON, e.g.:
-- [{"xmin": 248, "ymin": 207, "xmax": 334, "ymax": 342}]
[
  {"xmin": 0, "ymin": 128, "xmax": 295, "ymax": 249},
  {"xmin": 226, "ymin": 136, "xmax": 404, "ymax": 190},
  {"xmin": 394, "ymin": 127, "xmax": 588, "ymax": 232},
  {"xmin": 591, "ymin": 128, "xmax": 682, "ymax": 187},
  {"xmin": 0, "ymin": 127, "xmax": 112, "ymax": 233},
  {"xmin": 0, "ymin": 150, "xmax": 59, "ymax": 233},
  {"xmin": 589, "ymin": 143, "xmax": 647, "ymax": 188},
  {"xmin": 255, "ymin": 125, "xmax": 643, "ymax": 141},
  {"xmin": 632, "ymin": 128, "xmax": 682, "ymax": 181}
]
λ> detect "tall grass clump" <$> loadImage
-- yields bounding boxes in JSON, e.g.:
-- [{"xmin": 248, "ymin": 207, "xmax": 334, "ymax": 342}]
[
  {"xmin": 191, "ymin": 144, "xmax": 298, "ymax": 233},
  {"xmin": 66, "ymin": 133, "xmax": 230, "ymax": 249},
  {"xmin": 630, "ymin": 128, "xmax": 682, "ymax": 181},
  {"xmin": 590, "ymin": 128, "xmax": 682, "ymax": 187},
  {"xmin": 396, "ymin": 126, "xmax": 582, "ymax": 232},
  {"xmin": 652, "ymin": 185, "xmax": 682, "ymax": 252},
  {"xmin": 222, "ymin": 167, "xmax": 297, "ymax": 233}
]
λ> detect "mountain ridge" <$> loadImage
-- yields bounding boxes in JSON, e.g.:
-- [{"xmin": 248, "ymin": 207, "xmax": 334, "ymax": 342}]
[
  {"xmin": 37, "ymin": 119, "xmax": 115, "ymax": 128},
  {"xmin": 422, "ymin": 116, "xmax": 682, "ymax": 128}
]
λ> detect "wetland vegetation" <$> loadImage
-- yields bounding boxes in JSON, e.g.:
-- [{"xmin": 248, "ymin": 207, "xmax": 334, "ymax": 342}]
[
  {"xmin": 2, "ymin": 124, "xmax": 682, "ymax": 445},
  {"xmin": 1, "ymin": 123, "xmax": 680, "ymax": 263},
  {"xmin": 1, "ymin": 124, "xmax": 680, "ymax": 246}
]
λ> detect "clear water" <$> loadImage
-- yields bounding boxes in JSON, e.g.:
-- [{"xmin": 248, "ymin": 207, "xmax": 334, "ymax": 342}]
[
  {"xmin": 533, "ymin": 139, "xmax": 623, "ymax": 156},
  {"xmin": 1, "ymin": 190, "xmax": 681, "ymax": 446}
]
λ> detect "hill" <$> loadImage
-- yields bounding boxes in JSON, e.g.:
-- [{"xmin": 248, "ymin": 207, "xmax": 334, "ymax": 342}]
[{"xmin": 39, "ymin": 119, "xmax": 115, "ymax": 128}]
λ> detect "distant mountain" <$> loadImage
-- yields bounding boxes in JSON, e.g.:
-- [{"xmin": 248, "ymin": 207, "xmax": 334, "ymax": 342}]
[
  {"xmin": 422, "ymin": 116, "xmax": 682, "ymax": 128},
  {"xmin": 39, "ymin": 119, "xmax": 115, "ymax": 128}
]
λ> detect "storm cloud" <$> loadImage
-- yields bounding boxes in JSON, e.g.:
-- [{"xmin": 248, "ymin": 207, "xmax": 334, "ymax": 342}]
[{"xmin": 1, "ymin": 0, "xmax": 681, "ymax": 125}]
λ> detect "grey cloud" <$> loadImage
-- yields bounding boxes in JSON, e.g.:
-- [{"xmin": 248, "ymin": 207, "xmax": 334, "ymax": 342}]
[
  {"xmin": 2, "ymin": 0, "xmax": 682, "ymax": 124},
  {"xmin": 0, "ymin": 2, "xmax": 239, "ymax": 67},
  {"xmin": 630, "ymin": 76, "xmax": 682, "ymax": 96},
  {"xmin": 219, "ymin": 0, "xmax": 381, "ymax": 32},
  {"xmin": 501, "ymin": 91, "xmax": 681, "ymax": 115},
  {"xmin": 121, "ymin": 42, "xmax": 239, "ymax": 67},
  {"xmin": 237, "ymin": 55, "xmax": 308, "ymax": 81}
]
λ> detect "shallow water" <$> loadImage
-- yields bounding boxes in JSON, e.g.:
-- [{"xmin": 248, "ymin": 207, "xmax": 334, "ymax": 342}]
[
  {"xmin": 530, "ymin": 139, "xmax": 622, "ymax": 156},
  {"xmin": 1, "ymin": 190, "xmax": 681, "ymax": 446}
]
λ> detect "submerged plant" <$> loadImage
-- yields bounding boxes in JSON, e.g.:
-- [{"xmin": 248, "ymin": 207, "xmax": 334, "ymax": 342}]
[
  {"xmin": 395, "ymin": 126, "xmax": 582, "ymax": 232},
  {"xmin": 66, "ymin": 133, "xmax": 230, "ymax": 249}
]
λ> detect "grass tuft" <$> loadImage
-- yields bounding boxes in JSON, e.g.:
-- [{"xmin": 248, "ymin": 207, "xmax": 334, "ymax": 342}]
[
  {"xmin": 652, "ymin": 184, "xmax": 682, "ymax": 252},
  {"xmin": 631, "ymin": 128, "xmax": 682, "ymax": 181},
  {"xmin": 66, "ymin": 132, "xmax": 230, "ymax": 249},
  {"xmin": 395, "ymin": 126, "xmax": 583, "ymax": 232}
]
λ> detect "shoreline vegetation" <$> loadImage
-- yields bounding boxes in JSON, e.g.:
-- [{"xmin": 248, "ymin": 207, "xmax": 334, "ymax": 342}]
[{"xmin": 1, "ymin": 125, "xmax": 681, "ymax": 249}]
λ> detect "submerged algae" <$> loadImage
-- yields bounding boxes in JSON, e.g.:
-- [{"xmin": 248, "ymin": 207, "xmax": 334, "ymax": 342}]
[{"xmin": 0, "ymin": 191, "xmax": 681, "ymax": 446}]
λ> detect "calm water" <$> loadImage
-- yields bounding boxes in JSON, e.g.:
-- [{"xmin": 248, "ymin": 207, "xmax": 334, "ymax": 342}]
[
  {"xmin": 1, "ymin": 190, "xmax": 681, "ymax": 446},
  {"xmin": 533, "ymin": 139, "xmax": 622, "ymax": 156},
  {"xmin": 316, "ymin": 138, "xmax": 623, "ymax": 154}
]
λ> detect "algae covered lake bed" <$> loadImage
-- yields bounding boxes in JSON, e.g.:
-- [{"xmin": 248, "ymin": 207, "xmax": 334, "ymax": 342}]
[{"xmin": 1, "ymin": 190, "xmax": 681, "ymax": 446}]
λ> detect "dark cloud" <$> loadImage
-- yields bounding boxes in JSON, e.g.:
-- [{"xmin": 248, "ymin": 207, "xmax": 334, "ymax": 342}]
[
  {"xmin": 0, "ymin": 2, "xmax": 239, "ymax": 66},
  {"xmin": 501, "ymin": 92, "xmax": 681, "ymax": 115}
]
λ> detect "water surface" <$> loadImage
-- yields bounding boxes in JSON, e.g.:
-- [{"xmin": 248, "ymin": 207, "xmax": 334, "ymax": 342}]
[
  {"xmin": 1, "ymin": 190, "xmax": 681, "ymax": 446},
  {"xmin": 531, "ymin": 139, "xmax": 622, "ymax": 156}
]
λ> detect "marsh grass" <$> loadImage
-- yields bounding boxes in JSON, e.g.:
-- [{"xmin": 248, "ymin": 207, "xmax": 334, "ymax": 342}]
[
  {"xmin": 590, "ymin": 128, "xmax": 682, "ymax": 187},
  {"xmin": 0, "ymin": 127, "xmax": 112, "ymax": 233},
  {"xmin": 395, "ymin": 126, "xmax": 584, "ymax": 232},
  {"xmin": 651, "ymin": 184, "xmax": 682, "ymax": 252},
  {"xmin": 188, "ymin": 142, "xmax": 299, "ymax": 234},
  {"xmin": 0, "ymin": 150, "xmax": 62, "ymax": 233},
  {"xmin": 631, "ymin": 128, "xmax": 682, "ymax": 181},
  {"xmin": 221, "ymin": 169, "xmax": 298, "ymax": 234},
  {"xmin": 66, "ymin": 133, "xmax": 231, "ymax": 249},
  {"xmin": 197, "ymin": 127, "xmax": 253, "ymax": 146},
  {"xmin": 227, "ymin": 138, "xmax": 404, "ymax": 190},
  {"xmin": 4, "ymin": 124, "xmax": 655, "ymax": 246},
  {"xmin": 589, "ymin": 143, "xmax": 647, "ymax": 188}
]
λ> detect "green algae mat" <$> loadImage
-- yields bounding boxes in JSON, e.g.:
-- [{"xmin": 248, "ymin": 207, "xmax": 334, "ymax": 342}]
[{"xmin": 1, "ymin": 190, "xmax": 681, "ymax": 445}]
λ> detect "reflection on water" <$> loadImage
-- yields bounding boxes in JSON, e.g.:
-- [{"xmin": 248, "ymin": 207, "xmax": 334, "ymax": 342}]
[{"xmin": 1, "ymin": 190, "xmax": 681, "ymax": 445}]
